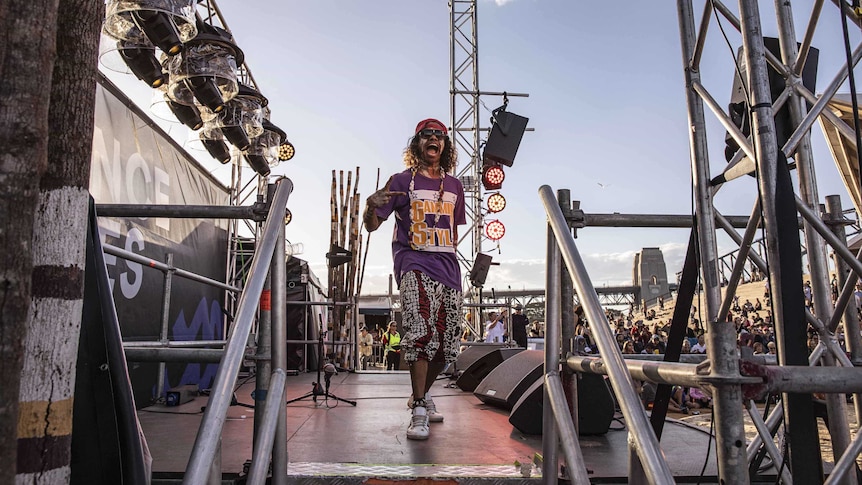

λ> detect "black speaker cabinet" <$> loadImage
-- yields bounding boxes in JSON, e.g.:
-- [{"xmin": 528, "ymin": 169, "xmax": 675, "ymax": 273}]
[
  {"xmin": 469, "ymin": 253, "xmax": 493, "ymax": 288},
  {"xmin": 455, "ymin": 347, "xmax": 523, "ymax": 392},
  {"xmin": 473, "ymin": 350, "xmax": 544, "ymax": 410},
  {"xmin": 482, "ymin": 109, "xmax": 529, "ymax": 167},
  {"xmin": 509, "ymin": 372, "xmax": 615, "ymax": 436}
]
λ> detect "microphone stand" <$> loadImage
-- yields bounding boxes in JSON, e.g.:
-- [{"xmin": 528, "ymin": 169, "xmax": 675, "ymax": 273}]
[{"xmin": 286, "ymin": 321, "xmax": 356, "ymax": 406}]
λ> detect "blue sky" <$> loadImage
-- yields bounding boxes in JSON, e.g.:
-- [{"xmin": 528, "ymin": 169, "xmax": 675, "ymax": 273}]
[{"xmin": 102, "ymin": 1, "xmax": 860, "ymax": 296}]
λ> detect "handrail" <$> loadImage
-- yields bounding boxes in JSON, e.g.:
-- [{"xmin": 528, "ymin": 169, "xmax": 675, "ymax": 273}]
[
  {"xmin": 183, "ymin": 178, "xmax": 293, "ymax": 484},
  {"xmin": 102, "ymin": 243, "xmax": 241, "ymax": 293},
  {"xmin": 539, "ymin": 185, "xmax": 675, "ymax": 484},
  {"xmin": 246, "ymin": 369, "xmax": 286, "ymax": 485}
]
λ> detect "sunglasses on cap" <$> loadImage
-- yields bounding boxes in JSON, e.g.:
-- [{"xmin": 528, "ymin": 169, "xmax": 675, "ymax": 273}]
[{"xmin": 418, "ymin": 128, "xmax": 447, "ymax": 139}]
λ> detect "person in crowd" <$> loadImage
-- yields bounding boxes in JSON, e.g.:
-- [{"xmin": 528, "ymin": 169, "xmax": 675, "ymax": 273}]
[
  {"xmin": 363, "ymin": 117, "xmax": 465, "ymax": 440},
  {"xmin": 691, "ymin": 333, "xmax": 707, "ymax": 354},
  {"xmin": 381, "ymin": 322, "xmax": 402, "ymax": 371},
  {"xmin": 358, "ymin": 326, "xmax": 374, "ymax": 370},
  {"xmin": 681, "ymin": 338, "xmax": 691, "ymax": 354},
  {"xmin": 510, "ymin": 304, "xmax": 529, "ymax": 348},
  {"xmin": 484, "ymin": 311, "xmax": 505, "ymax": 343}
]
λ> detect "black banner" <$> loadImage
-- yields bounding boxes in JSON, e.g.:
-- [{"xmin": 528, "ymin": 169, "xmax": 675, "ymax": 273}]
[{"xmin": 90, "ymin": 75, "xmax": 230, "ymax": 406}]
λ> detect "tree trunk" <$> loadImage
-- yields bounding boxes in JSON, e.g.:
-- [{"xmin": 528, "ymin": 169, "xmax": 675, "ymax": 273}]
[
  {"xmin": 8, "ymin": 0, "xmax": 101, "ymax": 482},
  {"xmin": 0, "ymin": 0, "xmax": 59, "ymax": 481}
]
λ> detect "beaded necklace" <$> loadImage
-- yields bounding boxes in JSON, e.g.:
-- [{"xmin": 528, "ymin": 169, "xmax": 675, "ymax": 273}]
[{"xmin": 407, "ymin": 167, "xmax": 446, "ymax": 250}]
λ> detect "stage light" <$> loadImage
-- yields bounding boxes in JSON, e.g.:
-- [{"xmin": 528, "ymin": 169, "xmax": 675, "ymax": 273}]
[
  {"xmin": 167, "ymin": 99, "xmax": 203, "ymax": 130},
  {"xmin": 221, "ymin": 125, "xmax": 250, "ymax": 151},
  {"xmin": 246, "ymin": 119, "xmax": 287, "ymax": 167},
  {"xmin": 244, "ymin": 153, "xmax": 271, "ymax": 177},
  {"xmin": 103, "ymin": 0, "xmax": 197, "ymax": 51},
  {"xmin": 204, "ymin": 84, "xmax": 266, "ymax": 152},
  {"xmin": 117, "ymin": 41, "xmax": 165, "ymax": 88},
  {"xmin": 486, "ymin": 192, "xmax": 506, "ymax": 213},
  {"xmin": 166, "ymin": 22, "xmax": 242, "ymax": 113},
  {"xmin": 130, "ymin": 9, "xmax": 182, "ymax": 56},
  {"xmin": 199, "ymin": 126, "xmax": 231, "ymax": 163},
  {"xmin": 278, "ymin": 141, "xmax": 295, "ymax": 161},
  {"xmin": 201, "ymin": 138, "xmax": 231, "ymax": 164},
  {"xmin": 485, "ymin": 219, "xmax": 506, "ymax": 241},
  {"xmin": 482, "ymin": 164, "xmax": 505, "ymax": 191},
  {"xmin": 284, "ymin": 209, "xmax": 292, "ymax": 226}
]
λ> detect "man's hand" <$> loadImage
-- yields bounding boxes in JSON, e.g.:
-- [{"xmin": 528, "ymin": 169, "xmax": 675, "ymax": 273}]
[{"xmin": 364, "ymin": 176, "xmax": 406, "ymax": 232}]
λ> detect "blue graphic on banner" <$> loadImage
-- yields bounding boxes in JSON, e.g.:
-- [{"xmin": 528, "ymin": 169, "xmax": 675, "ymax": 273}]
[{"xmin": 166, "ymin": 297, "xmax": 224, "ymax": 391}]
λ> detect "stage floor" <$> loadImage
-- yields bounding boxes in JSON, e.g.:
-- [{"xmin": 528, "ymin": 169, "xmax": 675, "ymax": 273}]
[{"xmin": 139, "ymin": 370, "xmax": 724, "ymax": 483}]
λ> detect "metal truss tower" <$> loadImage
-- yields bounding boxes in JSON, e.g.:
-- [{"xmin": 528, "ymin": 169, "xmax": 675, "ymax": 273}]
[
  {"xmin": 449, "ymin": 0, "xmax": 483, "ymax": 278},
  {"xmin": 194, "ymin": 0, "xmax": 269, "ymax": 326},
  {"xmin": 672, "ymin": 1, "xmax": 862, "ymax": 483}
]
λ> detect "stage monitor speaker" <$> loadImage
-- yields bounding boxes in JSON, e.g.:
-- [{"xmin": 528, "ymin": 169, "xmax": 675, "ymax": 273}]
[
  {"xmin": 451, "ymin": 343, "xmax": 506, "ymax": 375},
  {"xmin": 509, "ymin": 372, "xmax": 615, "ymax": 436},
  {"xmin": 456, "ymin": 347, "xmax": 523, "ymax": 392},
  {"xmin": 473, "ymin": 350, "xmax": 544, "ymax": 410},
  {"xmin": 483, "ymin": 109, "xmax": 529, "ymax": 167}
]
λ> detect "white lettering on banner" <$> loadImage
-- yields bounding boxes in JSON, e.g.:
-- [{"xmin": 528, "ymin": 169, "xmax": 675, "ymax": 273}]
[
  {"xmin": 92, "ymin": 125, "xmax": 173, "ymax": 232},
  {"xmin": 99, "ymin": 219, "xmax": 121, "ymax": 292},
  {"xmin": 92, "ymin": 126, "xmax": 123, "ymax": 203},
  {"xmin": 121, "ymin": 227, "xmax": 144, "ymax": 299},
  {"xmin": 154, "ymin": 165, "xmax": 170, "ymax": 231}
]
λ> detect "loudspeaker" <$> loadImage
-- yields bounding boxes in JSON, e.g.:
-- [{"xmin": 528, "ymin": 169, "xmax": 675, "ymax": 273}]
[
  {"xmin": 725, "ymin": 37, "xmax": 818, "ymax": 163},
  {"xmin": 469, "ymin": 253, "xmax": 493, "ymax": 288},
  {"xmin": 473, "ymin": 350, "xmax": 544, "ymax": 410},
  {"xmin": 508, "ymin": 372, "xmax": 615, "ymax": 436},
  {"xmin": 483, "ymin": 109, "xmax": 529, "ymax": 167},
  {"xmin": 456, "ymin": 347, "xmax": 523, "ymax": 392}
]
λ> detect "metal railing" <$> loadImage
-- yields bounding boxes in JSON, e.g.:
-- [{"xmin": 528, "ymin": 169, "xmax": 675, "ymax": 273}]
[
  {"xmin": 183, "ymin": 178, "xmax": 292, "ymax": 484},
  {"xmin": 540, "ymin": 185, "xmax": 675, "ymax": 483}
]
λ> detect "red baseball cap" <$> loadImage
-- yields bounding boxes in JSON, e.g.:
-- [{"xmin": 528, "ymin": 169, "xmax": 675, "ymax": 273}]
[{"xmin": 415, "ymin": 118, "xmax": 448, "ymax": 136}]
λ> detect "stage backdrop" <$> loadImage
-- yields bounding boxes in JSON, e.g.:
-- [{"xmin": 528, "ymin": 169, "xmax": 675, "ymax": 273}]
[{"xmin": 89, "ymin": 74, "xmax": 230, "ymax": 407}]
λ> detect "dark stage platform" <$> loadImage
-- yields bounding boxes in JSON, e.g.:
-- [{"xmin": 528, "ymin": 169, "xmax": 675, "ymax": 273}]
[{"xmin": 138, "ymin": 371, "xmax": 722, "ymax": 483}]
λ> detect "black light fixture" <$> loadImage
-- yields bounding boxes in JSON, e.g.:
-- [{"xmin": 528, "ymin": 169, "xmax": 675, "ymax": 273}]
[
  {"xmin": 103, "ymin": 0, "xmax": 197, "ymax": 54},
  {"xmin": 243, "ymin": 153, "xmax": 271, "ymax": 177},
  {"xmin": 201, "ymin": 138, "xmax": 231, "ymax": 164},
  {"xmin": 117, "ymin": 40, "xmax": 165, "ymax": 88},
  {"xmin": 207, "ymin": 84, "xmax": 267, "ymax": 152},
  {"xmin": 284, "ymin": 209, "xmax": 292, "ymax": 226},
  {"xmin": 130, "ymin": 9, "xmax": 182, "ymax": 56},
  {"xmin": 166, "ymin": 22, "xmax": 243, "ymax": 114},
  {"xmin": 167, "ymin": 98, "xmax": 203, "ymax": 130},
  {"xmin": 247, "ymin": 119, "xmax": 288, "ymax": 167},
  {"xmin": 221, "ymin": 125, "xmax": 251, "ymax": 152},
  {"xmin": 199, "ymin": 127, "xmax": 231, "ymax": 164}
]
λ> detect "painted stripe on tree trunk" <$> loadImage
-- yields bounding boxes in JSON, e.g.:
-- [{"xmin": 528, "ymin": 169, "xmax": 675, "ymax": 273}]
[{"xmin": 17, "ymin": 398, "xmax": 74, "ymax": 438}]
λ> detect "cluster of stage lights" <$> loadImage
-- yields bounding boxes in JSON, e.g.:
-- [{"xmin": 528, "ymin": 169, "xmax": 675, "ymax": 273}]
[
  {"xmin": 482, "ymin": 163, "xmax": 507, "ymax": 241},
  {"xmin": 102, "ymin": 0, "xmax": 295, "ymax": 177}
]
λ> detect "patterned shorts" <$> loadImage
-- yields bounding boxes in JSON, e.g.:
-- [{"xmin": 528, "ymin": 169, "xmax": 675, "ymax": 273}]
[{"xmin": 399, "ymin": 270, "xmax": 462, "ymax": 364}]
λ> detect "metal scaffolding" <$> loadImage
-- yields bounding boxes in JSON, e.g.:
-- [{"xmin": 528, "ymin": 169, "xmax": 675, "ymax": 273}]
[{"xmin": 525, "ymin": 2, "xmax": 862, "ymax": 483}]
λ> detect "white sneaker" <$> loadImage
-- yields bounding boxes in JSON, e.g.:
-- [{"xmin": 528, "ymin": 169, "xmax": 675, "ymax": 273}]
[
  {"xmin": 407, "ymin": 405, "xmax": 430, "ymax": 440},
  {"xmin": 425, "ymin": 397, "xmax": 444, "ymax": 423},
  {"xmin": 407, "ymin": 395, "xmax": 444, "ymax": 423}
]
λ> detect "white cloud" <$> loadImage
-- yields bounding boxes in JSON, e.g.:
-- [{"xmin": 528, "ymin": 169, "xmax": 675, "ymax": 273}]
[{"xmin": 481, "ymin": 0, "xmax": 518, "ymax": 5}]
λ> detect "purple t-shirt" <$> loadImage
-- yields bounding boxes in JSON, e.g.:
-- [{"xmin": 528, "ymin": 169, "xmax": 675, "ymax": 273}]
[{"xmin": 375, "ymin": 169, "xmax": 466, "ymax": 291}]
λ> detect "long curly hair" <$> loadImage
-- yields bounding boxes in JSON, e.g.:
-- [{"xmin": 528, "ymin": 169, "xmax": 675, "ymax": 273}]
[{"xmin": 402, "ymin": 133, "xmax": 458, "ymax": 174}]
